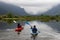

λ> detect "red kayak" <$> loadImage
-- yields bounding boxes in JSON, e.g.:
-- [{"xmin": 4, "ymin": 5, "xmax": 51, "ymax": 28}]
[{"xmin": 15, "ymin": 27, "xmax": 23, "ymax": 32}]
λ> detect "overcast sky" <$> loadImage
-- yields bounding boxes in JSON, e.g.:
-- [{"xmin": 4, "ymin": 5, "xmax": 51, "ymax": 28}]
[{"xmin": 0, "ymin": 0, "xmax": 60, "ymax": 15}]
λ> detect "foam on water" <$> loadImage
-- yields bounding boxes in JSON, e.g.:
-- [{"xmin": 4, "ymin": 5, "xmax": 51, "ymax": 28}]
[
  {"xmin": 6, "ymin": 29, "xmax": 14, "ymax": 31},
  {"xmin": 24, "ymin": 21, "xmax": 60, "ymax": 40},
  {"xmin": 3, "ymin": 21, "xmax": 60, "ymax": 40}
]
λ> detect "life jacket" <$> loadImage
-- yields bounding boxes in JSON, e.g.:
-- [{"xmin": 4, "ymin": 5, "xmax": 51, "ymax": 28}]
[
  {"xmin": 32, "ymin": 28, "xmax": 37, "ymax": 33},
  {"xmin": 15, "ymin": 26, "xmax": 23, "ymax": 32}
]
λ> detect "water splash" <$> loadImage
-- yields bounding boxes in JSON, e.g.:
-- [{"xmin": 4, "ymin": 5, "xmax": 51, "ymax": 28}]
[{"xmin": 4, "ymin": 21, "xmax": 60, "ymax": 40}]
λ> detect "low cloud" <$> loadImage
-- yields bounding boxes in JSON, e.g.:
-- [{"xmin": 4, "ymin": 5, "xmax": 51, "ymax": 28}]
[{"xmin": 0, "ymin": 0, "xmax": 60, "ymax": 15}]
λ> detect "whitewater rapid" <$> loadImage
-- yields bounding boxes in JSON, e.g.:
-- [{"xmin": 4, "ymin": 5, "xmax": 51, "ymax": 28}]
[{"xmin": 0, "ymin": 21, "xmax": 60, "ymax": 40}]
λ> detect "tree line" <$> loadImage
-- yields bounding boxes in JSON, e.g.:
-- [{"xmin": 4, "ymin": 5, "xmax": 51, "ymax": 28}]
[{"xmin": 0, "ymin": 13, "xmax": 60, "ymax": 22}]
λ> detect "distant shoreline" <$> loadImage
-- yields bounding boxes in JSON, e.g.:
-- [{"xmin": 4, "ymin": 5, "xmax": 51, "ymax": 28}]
[
  {"xmin": 0, "ymin": 15, "xmax": 60, "ymax": 22},
  {"xmin": 0, "ymin": 13, "xmax": 60, "ymax": 23}
]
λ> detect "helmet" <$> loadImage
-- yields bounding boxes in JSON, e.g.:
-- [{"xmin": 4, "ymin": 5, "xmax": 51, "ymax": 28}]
[
  {"xmin": 17, "ymin": 23, "xmax": 21, "ymax": 27},
  {"xmin": 18, "ymin": 23, "xmax": 20, "ymax": 26},
  {"xmin": 34, "ymin": 25, "xmax": 36, "ymax": 28}
]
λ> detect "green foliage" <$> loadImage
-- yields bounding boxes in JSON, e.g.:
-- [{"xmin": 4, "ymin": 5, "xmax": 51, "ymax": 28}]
[
  {"xmin": 6, "ymin": 12, "xmax": 13, "ymax": 18},
  {"xmin": 0, "ymin": 14, "xmax": 60, "ymax": 23},
  {"xmin": 0, "ymin": 16, "xmax": 2, "ymax": 20},
  {"xmin": 2, "ymin": 15, "xmax": 7, "ymax": 18},
  {"xmin": 14, "ymin": 16, "xmax": 19, "ymax": 18}
]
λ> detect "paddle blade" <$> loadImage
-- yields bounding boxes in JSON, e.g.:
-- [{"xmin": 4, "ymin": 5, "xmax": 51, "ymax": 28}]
[
  {"xmin": 25, "ymin": 21, "xmax": 30, "ymax": 25},
  {"xmin": 13, "ymin": 20, "xmax": 17, "ymax": 23}
]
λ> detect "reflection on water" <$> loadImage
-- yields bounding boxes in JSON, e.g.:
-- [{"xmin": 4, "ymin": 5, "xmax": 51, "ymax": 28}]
[
  {"xmin": 46, "ymin": 21, "xmax": 60, "ymax": 33},
  {"xmin": 2, "ymin": 19, "xmax": 19, "ymax": 24},
  {"xmin": 0, "ymin": 21, "xmax": 25, "ymax": 30},
  {"xmin": 0, "ymin": 21, "xmax": 60, "ymax": 40},
  {"xmin": 0, "ymin": 21, "xmax": 60, "ymax": 32},
  {"xmin": 0, "ymin": 22, "xmax": 8, "ymax": 30}
]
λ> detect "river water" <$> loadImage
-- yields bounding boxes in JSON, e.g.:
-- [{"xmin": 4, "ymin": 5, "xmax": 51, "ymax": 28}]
[{"xmin": 0, "ymin": 21, "xmax": 60, "ymax": 40}]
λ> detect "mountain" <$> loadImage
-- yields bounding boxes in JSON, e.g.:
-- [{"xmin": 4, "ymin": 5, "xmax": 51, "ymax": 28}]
[
  {"xmin": 0, "ymin": 2, "xmax": 29, "ymax": 16},
  {"xmin": 41, "ymin": 4, "xmax": 60, "ymax": 15},
  {"xmin": 1, "ymin": 2, "xmax": 60, "ymax": 16}
]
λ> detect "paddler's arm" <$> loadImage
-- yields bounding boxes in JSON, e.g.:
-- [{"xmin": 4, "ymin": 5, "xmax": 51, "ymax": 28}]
[{"xmin": 30, "ymin": 26, "xmax": 32, "ymax": 29}]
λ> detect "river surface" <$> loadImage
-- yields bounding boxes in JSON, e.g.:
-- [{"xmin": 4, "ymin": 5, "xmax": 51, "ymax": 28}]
[{"xmin": 0, "ymin": 21, "xmax": 60, "ymax": 40}]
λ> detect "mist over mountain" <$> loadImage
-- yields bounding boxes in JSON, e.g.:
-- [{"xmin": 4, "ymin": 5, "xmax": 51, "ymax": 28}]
[
  {"xmin": 0, "ymin": 2, "xmax": 60, "ymax": 16},
  {"xmin": 41, "ymin": 4, "xmax": 60, "ymax": 15},
  {"xmin": 0, "ymin": 2, "xmax": 29, "ymax": 16}
]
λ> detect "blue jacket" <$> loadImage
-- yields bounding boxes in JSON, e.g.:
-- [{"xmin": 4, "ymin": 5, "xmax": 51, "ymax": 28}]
[{"xmin": 31, "ymin": 27, "xmax": 37, "ymax": 33}]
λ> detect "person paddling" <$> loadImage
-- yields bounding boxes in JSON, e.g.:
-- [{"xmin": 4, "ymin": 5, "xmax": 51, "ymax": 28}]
[
  {"xmin": 15, "ymin": 23, "xmax": 24, "ymax": 35},
  {"xmin": 30, "ymin": 25, "xmax": 40, "ymax": 38}
]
